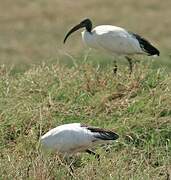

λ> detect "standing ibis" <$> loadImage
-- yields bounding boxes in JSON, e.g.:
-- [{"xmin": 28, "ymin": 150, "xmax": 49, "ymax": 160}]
[
  {"xmin": 63, "ymin": 18, "xmax": 160, "ymax": 73},
  {"xmin": 40, "ymin": 123, "xmax": 119, "ymax": 159}
]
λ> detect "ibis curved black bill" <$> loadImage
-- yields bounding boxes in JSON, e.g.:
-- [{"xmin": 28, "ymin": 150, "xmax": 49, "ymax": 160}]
[{"xmin": 63, "ymin": 23, "xmax": 84, "ymax": 44}]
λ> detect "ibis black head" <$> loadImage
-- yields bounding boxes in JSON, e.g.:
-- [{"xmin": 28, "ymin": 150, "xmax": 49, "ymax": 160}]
[{"xmin": 63, "ymin": 18, "xmax": 92, "ymax": 43}]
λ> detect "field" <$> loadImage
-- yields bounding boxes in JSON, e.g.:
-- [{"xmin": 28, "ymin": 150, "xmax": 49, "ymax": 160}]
[{"xmin": 0, "ymin": 0, "xmax": 171, "ymax": 179}]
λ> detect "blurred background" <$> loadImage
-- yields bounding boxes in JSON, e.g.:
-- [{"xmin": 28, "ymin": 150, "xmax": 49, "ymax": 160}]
[{"xmin": 0, "ymin": 0, "xmax": 171, "ymax": 69}]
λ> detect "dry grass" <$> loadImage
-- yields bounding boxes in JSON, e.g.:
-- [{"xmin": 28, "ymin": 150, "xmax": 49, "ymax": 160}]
[
  {"xmin": 0, "ymin": 61, "xmax": 171, "ymax": 179},
  {"xmin": 0, "ymin": 1, "xmax": 171, "ymax": 179}
]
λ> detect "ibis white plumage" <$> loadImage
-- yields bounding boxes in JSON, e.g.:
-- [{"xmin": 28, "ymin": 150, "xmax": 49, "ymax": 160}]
[
  {"xmin": 40, "ymin": 123, "xmax": 119, "ymax": 158},
  {"xmin": 63, "ymin": 18, "xmax": 160, "ymax": 73}
]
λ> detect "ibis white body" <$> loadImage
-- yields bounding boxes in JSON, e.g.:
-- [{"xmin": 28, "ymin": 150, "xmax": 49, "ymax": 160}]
[
  {"xmin": 40, "ymin": 123, "xmax": 119, "ymax": 154},
  {"xmin": 64, "ymin": 18, "xmax": 159, "ymax": 58},
  {"xmin": 82, "ymin": 25, "xmax": 144, "ymax": 56}
]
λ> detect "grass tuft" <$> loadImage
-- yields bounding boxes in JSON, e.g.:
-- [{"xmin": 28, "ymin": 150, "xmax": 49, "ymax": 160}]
[{"xmin": 0, "ymin": 59, "xmax": 171, "ymax": 179}]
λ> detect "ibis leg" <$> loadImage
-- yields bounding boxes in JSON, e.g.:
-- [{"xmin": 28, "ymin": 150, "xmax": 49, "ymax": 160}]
[
  {"xmin": 60, "ymin": 155, "xmax": 75, "ymax": 176},
  {"xmin": 86, "ymin": 149, "xmax": 100, "ymax": 162},
  {"xmin": 113, "ymin": 60, "xmax": 118, "ymax": 75},
  {"xmin": 125, "ymin": 56, "xmax": 133, "ymax": 74},
  {"xmin": 69, "ymin": 164, "xmax": 74, "ymax": 173}
]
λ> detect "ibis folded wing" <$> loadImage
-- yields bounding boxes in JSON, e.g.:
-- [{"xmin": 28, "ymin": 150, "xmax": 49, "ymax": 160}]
[
  {"xmin": 130, "ymin": 32, "xmax": 160, "ymax": 56},
  {"xmin": 81, "ymin": 124, "xmax": 119, "ymax": 141},
  {"xmin": 92, "ymin": 25, "xmax": 143, "ymax": 55}
]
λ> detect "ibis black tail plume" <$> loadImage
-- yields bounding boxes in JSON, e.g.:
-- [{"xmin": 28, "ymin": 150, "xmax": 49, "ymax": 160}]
[
  {"xmin": 131, "ymin": 32, "xmax": 160, "ymax": 56},
  {"xmin": 87, "ymin": 127, "xmax": 119, "ymax": 141}
]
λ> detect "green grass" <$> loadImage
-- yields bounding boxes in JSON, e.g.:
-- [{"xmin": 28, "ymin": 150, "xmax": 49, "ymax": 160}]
[
  {"xmin": 0, "ymin": 0, "xmax": 171, "ymax": 69},
  {"xmin": 0, "ymin": 1, "xmax": 171, "ymax": 179},
  {"xmin": 0, "ymin": 58, "xmax": 171, "ymax": 179}
]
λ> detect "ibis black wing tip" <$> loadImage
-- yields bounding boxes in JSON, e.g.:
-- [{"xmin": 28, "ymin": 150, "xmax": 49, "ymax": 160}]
[
  {"xmin": 156, "ymin": 49, "xmax": 160, "ymax": 56},
  {"xmin": 84, "ymin": 125, "xmax": 119, "ymax": 141},
  {"xmin": 94, "ymin": 131, "xmax": 119, "ymax": 141},
  {"xmin": 147, "ymin": 47, "xmax": 160, "ymax": 56},
  {"xmin": 113, "ymin": 132, "xmax": 119, "ymax": 140},
  {"xmin": 130, "ymin": 32, "xmax": 160, "ymax": 56},
  {"xmin": 107, "ymin": 131, "xmax": 119, "ymax": 140}
]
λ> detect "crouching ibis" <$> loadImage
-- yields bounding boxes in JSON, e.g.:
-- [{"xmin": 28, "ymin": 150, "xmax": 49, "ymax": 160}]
[
  {"xmin": 40, "ymin": 123, "xmax": 119, "ymax": 159},
  {"xmin": 63, "ymin": 18, "xmax": 160, "ymax": 73}
]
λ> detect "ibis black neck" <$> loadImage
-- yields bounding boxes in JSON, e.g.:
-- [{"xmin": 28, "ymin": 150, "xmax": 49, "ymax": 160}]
[
  {"xmin": 84, "ymin": 19, "xmax": 92, "ymax": 32},
  {"xmin": 63, "ymin": 18, "xmax": 93, "ymax": 43}
]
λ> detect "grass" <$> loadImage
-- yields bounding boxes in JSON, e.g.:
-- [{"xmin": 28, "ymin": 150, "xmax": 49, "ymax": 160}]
[
  {"xmin": 0, "ymin": 58, "xmax": 171, "ymax": 179},
  {"xmin": 0, "ymin": 0, "xmax": 171, "ymax": 179}
]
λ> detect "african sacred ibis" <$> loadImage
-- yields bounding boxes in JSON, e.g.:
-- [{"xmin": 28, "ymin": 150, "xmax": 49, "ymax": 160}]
[
  {"xmin": 40, "ymin": 123, "xmax": 119, "ymax": 159},
  {"xmin": 63, "ymin": 18, "xmax": 160, "ymax": 73}
]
